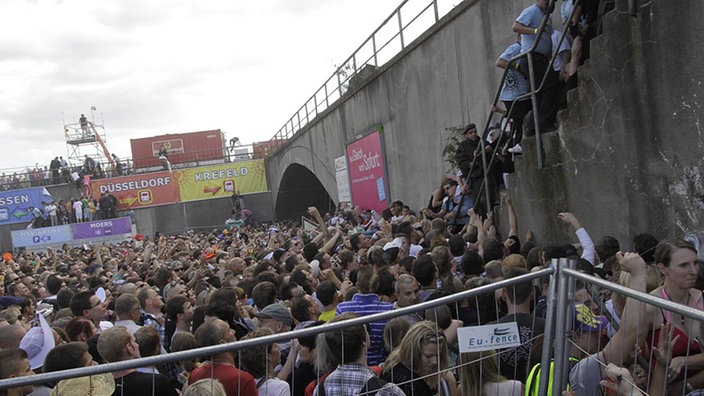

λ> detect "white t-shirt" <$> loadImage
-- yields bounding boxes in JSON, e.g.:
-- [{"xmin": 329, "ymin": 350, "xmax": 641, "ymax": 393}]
[
  {"xmin": 483, "ymin": 380, "xmax": 523, "ymax": 396},
  {"xmin": 257, "ymin": 377, "xmax": 290, "ymax": 396},
  {"xmin": 72, "ymin": 201, "xmax": 83, "ymax": 214}
]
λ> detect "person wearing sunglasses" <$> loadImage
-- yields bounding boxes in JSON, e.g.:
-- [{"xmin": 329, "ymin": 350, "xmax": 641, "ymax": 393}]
[{"xmin": 69, "ymin": 290, "xmax": 107, "ymax": 330}]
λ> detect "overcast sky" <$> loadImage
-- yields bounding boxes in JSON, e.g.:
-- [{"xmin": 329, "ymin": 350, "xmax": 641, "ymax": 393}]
[{"xmin": 0, "ymin": 0, "xmax": 445, "ymax": 172}]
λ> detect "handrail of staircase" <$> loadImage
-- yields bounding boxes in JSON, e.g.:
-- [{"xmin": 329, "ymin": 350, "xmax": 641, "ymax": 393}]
[{"xmin": 472, "ymin": 0, "xmax": 581, "ymax": 210}]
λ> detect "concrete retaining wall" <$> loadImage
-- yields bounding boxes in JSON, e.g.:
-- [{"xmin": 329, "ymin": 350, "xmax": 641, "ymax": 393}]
[{"xmin": 268, "ymin": 0, "xmax": 704, "ymax": 246}]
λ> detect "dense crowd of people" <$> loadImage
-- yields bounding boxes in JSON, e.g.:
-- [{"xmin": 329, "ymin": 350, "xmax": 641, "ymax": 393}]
[
  {"xmin": 0, "ymin": 188, "xmax": 700, "ymax": 396},
  {"xmin": 27, "ymin": 193, "xmax": 120, "ymax": 230}
]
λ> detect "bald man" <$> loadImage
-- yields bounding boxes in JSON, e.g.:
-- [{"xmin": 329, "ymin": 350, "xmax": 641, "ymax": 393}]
[{"xmin": 0, "ymin": 324, "xmax": 26, "ymax": 349}]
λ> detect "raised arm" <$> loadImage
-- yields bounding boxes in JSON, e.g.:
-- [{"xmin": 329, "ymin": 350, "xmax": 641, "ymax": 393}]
[
  {"xmin": 307, "ymin": 206, "xmax": 330, "ymax": 241},
  {"xmin": 649, "ymin": 322, "xmax": 680, "ymax": 396},
  {"xmin": 602, "ymin": 252, "xmax": 647, "ymax": 366},
  {"xmin": 557, "ymin": 212, "xmax": 595, "ymax": 265},
  {"xmin": 503, "ymin": 192, "xmax": 518, "ymax": 237},
  {"xmin": 320, "ymin": 227, "xmax": 342, "ymax": 254}
]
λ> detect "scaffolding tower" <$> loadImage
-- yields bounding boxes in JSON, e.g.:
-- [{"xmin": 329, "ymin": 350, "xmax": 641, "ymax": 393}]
[{"xmin": 64, "ymin": 115, "xmax": 114, "ymax": 172}]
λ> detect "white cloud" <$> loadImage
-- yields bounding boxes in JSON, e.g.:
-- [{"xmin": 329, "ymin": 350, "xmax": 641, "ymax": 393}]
[{"xmin": 0, "ymin": 0, "xmax": 399, "ymax": 170}]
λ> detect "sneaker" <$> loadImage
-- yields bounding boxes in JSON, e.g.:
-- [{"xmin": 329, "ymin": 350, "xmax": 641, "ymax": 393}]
[{"xmin": 508, "ymin": 144, "xmax": 523, "ymax": 155}]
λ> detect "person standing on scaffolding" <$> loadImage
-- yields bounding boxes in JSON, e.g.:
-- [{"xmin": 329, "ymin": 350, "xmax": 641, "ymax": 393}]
[
  {"xmin": 157, "ymin": 145, "xmax": 172, "ymax": 172},
  {"xmin": 79, "ymin": 114, "xmax": 90, "ymax": 136}
]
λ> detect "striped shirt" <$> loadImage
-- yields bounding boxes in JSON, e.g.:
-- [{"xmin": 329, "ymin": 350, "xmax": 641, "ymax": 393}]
[
  {"xmin": 335, "ymin": 293, "xmax": 393, "ymax": 366},
  {"xmin": 314, "ymin": 364, "xmax": 404, "ymax": 396}
]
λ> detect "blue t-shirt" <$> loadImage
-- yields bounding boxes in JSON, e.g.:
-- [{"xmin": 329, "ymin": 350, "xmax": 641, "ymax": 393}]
[
  {"xmin": 442, "ymin": 194, "xmax": 474, "ymax": 226},
  {"xmin": 499, "ymin": 43, "xmax": 530, "ymax": 102},
  {"xmin": 516, "ymin": 4, "xmax": 553, "ymax": 56}
]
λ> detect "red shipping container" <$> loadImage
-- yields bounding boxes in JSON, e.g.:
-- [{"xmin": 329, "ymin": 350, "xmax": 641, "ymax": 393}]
[
  {"xmin": 252, "ymin": 139, "xmax": 285, "ymax": 159},
  {"xmin": 131, "ymin": 130, "xmax": 226, "ymax": 169}
]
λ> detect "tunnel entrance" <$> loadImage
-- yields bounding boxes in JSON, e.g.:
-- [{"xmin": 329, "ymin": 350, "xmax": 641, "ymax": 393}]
[{"xmin": 275, "ymin": 163, "xmax": 335, "ymax": 220}]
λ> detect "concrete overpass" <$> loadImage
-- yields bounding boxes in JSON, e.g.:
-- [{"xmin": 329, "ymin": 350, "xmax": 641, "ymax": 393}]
[{"xmin": 267, "ymin": 0, "xmax": 704, "ymax": 245}]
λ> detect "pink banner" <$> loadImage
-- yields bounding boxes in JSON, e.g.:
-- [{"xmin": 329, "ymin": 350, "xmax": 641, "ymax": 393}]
[{"xmin": 345, "ymin": 130, "xmax": 388, "ymax": 212}]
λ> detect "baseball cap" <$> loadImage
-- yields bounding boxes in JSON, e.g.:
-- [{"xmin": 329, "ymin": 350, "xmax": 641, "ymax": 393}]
[
  {"xmin": 19, "ymin": 314, "xmax": 55, "ymax": 370},
  {"xmin": 573, "ymin": 303, "xmax": 609, "ymax": 333},
  {"xmin": 254, "ymin": 303, "xmax": 292, "ymax": 327},
  {"xmin": 383, "ymin": 237, "xmax": 404, "ymax": 251}
]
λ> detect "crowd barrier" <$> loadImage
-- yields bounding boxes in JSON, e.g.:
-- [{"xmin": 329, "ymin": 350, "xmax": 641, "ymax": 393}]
[
  {"xmin": 0, "ymin": 259, "xmax": 701, "ymax": 395},
  {"xmin": 0, "ymin": 269, "xmax": 551, "ymax": 392}
]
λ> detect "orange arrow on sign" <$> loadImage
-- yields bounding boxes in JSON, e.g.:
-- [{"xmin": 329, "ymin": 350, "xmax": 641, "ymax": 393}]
[
  {"xmin": 119, "ymin": 195, "xmax": 139, "ymax": 206},
  {"xmin": 203, "ymin": 185, "xmax": 221, "ymax": 195}
]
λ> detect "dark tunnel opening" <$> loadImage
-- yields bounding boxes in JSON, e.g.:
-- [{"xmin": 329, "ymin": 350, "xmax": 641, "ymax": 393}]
[{"xmin": 275, "ymin": 164, "xmax": 335, "ymax": 220}]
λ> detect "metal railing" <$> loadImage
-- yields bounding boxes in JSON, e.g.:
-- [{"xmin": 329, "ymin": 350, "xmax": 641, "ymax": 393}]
[
  {"xmin": 0, "ymin": 145, "xmax": 262, "ymax": 193},
  {"xmin": 546, "ymin": 258, "xmax": 704, "ymax": 396},
  {"xmin": 469, "ymin": 0, "xmax": 611, "ymax": 215},
  {"xmin": 268, "ymin": 0, "xmax": 456, "ymax": 145},
  {"xmin": 2, "ymin": 256, "xmax": 702, "ymax": 395},
  {"xmin": 0, "ymin": 268, "xmax": 553, "ymax": 391}
]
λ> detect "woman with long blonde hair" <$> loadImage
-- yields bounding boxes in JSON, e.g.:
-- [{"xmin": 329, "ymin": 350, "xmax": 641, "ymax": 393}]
[
  {"xmin": 458, "ymin": 350, "xmax": 522, "ymax": 396},
  {"xmin": 381, "ymin": 321, "xmax": 458, "ymax": 396}
]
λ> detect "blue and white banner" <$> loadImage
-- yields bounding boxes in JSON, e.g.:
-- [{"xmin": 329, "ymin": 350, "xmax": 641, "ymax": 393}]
[
  {"xmin": 457, "ymin": 322, "xmax": 521, "ymax": 353},
  {"xmin": 0, "ymin": 188, "xmax": 53, "ymax": 225},
  {"xmin": 11, "ymin": 225, "xmax": 73, "ymax": 248}
]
